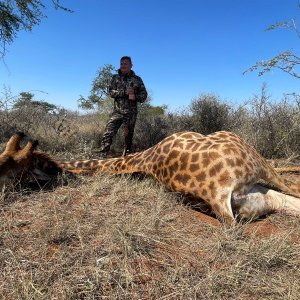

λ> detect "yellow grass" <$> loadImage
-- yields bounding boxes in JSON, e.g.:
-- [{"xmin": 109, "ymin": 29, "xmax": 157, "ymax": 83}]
[{"xmin": 1, "ymin": 174, "xmax": 300, "ymax": 299}]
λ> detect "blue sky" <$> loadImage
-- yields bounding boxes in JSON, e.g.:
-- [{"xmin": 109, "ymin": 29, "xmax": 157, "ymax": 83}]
[{"xmin": 1, "ymin": 0, "xmax": 299, "ymax": 112}]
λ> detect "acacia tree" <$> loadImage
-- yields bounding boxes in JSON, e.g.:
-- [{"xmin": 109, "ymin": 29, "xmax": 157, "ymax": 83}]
[
  {"xmin": 0, "ymin": 0, "xmax": 71, "ymax": 58},
  {"xmin": 13, "ymin": 91, "xmax": 58, "ymax": 113},
  {"xmin": 78, "ymin": 64, "xmax": 115, "ymax": 110},
  {"xmin": 244, "ymin": 4, "xmax": 299, "ymax": 79}
]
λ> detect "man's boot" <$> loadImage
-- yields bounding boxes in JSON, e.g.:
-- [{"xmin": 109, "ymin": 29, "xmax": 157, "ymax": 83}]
[
  {"xmin": 98, "ymin": 151, "xmax": 108, "ymax": 160},
  {"xmin": 122, "ymin": 148, "xmax": 131, "ymax": 156}
]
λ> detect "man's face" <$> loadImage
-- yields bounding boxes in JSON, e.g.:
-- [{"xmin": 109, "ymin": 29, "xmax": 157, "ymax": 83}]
[{"xmin": 120, "ymin": 59, "xmax": 132, "ymax": 74}]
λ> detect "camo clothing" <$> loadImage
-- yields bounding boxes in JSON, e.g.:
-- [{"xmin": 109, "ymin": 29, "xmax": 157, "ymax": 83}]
[
  {"xmin": 99, "ymin": 111, "xmax": 137, "ymax": 155},
  {"xmin": 99, "ymin": 69, "xmax": 147, "ymax": 156},
  {"xmin": 109, "ymin": 69, "xmax": 147, "ymax": 114}
]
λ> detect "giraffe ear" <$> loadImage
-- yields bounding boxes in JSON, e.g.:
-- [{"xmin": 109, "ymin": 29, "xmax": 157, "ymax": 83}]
[{"xmin": 31, "ymin": 168, "xmax": 51, "ymax": 180}]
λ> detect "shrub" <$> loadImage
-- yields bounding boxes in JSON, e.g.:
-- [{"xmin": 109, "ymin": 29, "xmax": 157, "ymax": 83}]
[
  {"xmin": 236, "ymin": 85, "xmax": 300, "ymax": 159},
  {"xmin": 2, "ymin": 87, "xmax": 300, "ymax": 160},
  {"xmin": 188, "ymin": 93, "xmax": 233, "ymax": 134}
]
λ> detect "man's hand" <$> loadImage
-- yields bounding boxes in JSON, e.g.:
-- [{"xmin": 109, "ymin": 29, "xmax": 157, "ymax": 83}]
[{"xmin": 126, "ymin": 87, "xmax": 136, "ymax": 100}]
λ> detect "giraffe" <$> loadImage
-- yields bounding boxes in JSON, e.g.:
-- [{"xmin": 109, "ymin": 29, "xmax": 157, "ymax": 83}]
[
  {"xmin": 56, "ymin": 131, "xmax": 300, "ymax": 225},
  {"xmin": 1, "ymin": 132, "xmax": 300, "ymax": 224}
]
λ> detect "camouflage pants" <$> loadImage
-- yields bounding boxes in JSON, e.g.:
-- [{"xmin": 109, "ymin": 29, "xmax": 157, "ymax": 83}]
[{"xmin": 99, "ymin": 111, "xmax": 137, "ymax": 155}]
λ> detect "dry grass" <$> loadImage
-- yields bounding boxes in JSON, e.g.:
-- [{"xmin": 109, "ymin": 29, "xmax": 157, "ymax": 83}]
[{"xmin": 1, "ymin": 174, "xmax": 300, "ymax": 299}]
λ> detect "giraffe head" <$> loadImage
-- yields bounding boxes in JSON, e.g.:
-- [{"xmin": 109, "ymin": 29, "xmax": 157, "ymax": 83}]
[{"xmin": 0, "ymin": 132, "xmax": 63, "ymax": 188}]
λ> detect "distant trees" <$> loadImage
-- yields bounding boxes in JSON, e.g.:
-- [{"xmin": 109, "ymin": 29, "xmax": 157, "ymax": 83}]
[
  {"xmin": 3, "ymin": 85, "xmax": 300, "ymax": 159},
  {"xmin": 244, "ymin": 3, "xmax": 299, "ymax": 79},
  {"xmin": 0, "ymin": 0, "xmax": 72, "ymax": 58},
  {"xmin": 13, "ymin": 92, "xmax": 58, "ymax": 113}
]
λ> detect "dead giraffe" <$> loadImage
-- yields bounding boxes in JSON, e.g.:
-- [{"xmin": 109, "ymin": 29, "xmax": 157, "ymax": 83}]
[
  {"xmin": 57, "ymin": 131, "xmax": 300, "ymax": 225},
  {"xmin": 0, "ymin": 132, "xmax": 63, "ymax": 188},
  {"xmin": 1, "ymin": 132, "xmax": 300, "ymax": 223}
]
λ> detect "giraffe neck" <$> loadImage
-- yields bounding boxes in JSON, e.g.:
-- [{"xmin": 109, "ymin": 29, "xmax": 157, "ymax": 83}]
[
  {"xmin": 57, "ymin": 147, "xmax": 154, "ymax": 175},
  {"xmin": 32, "ymin": 151, "xmax": 63, "ymax": 175}
]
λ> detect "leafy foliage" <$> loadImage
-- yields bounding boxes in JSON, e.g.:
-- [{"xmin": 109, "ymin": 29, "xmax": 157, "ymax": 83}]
[
  {"xmin": 244, "ymin": 4, "xmax": 300, "ymax": 78},
  {"xmin": 78, "ymin": 64, "xmax": 115, "ymax": 110},
  {"xmin": 188, "ymin": 94, "xmax": 232, "ymax": 134},
  {"xmin": 242, "ymin": 84, "xmax": 300, "ymax": 158},
  {"xmin": 2, "ymin": 85, "xmax": 300, "ymax": 159},
  {"xmin": 244, "ymin": 51, "xmax": 300, "ymax": 79},
  {"xmin": 134, "ymin": 102, "xmax": 169, "ymax": 150}
]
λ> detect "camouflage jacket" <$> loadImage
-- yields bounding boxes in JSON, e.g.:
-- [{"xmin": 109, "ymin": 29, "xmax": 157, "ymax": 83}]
[{"xmin": 108, "ymin": 70, "xmax": 148, "ymax": 114}]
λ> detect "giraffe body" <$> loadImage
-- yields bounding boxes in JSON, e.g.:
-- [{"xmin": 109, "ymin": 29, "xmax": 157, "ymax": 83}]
[{"xmin": 58, "ymin": 131, "xmax": 300, "ymax": 224}]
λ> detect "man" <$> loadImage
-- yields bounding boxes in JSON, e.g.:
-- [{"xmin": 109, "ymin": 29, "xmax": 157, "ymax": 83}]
[{"xmin": 98, "ymin": 56, "xmax": 148, "ymax": 158}]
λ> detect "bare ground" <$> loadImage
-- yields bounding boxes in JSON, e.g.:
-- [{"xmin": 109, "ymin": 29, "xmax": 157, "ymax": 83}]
[{"xmin": 1, "ymin": 174, "xmax": 300, "ymax": 299}]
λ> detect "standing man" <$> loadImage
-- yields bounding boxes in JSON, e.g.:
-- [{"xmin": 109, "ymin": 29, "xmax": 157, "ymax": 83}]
[{"xmin": 98, "ymin": 56, "xmax": 148, "ymax": 158}]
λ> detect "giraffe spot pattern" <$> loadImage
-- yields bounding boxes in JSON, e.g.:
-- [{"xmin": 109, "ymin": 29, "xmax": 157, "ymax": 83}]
[
  {"xmin": 196, "ymin": 171, "xmax": 206, "ymax": 182},
  {"xmin": 218, "ymin": 170, "xmax": 232, "ymax": 187},
  {"xmin": 191, "ymin": 153, "xmax": 200, "ymax": 163},
  {"xmin": 180, "ymin": 152, "xmax": 189, "ymax": 170},
  {"xmin": 169, "ymin": 149, "xmax": 180, "ymax": 161},
  {"xmin": 209, "ymin": 162, "xmax": 224, "ymax": 177},
  {"xmin": 174, "ymin": 173, "xmax": 191, "ymax": 185},
  {"xmin": 189, "ymin": 163, "xmax": 199, "ymax": 173}
]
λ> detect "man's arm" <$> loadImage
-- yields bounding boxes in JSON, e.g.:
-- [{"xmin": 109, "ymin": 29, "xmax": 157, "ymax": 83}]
[
  {"xmin": 135, "ymin": 77, "xmax": 148, "ymax": 103},
  {"xmin": 108, "ymin": 75, "xmax": 125, "ymax": 98}
]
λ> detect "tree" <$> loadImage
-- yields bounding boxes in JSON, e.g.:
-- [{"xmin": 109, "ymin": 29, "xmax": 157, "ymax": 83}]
[
  {"xmin": 13, "ymin": 91, "xmax": 58, "ymax": 113},
  {"xmin": 0, "ymin": 0, "xmax": 72, "ymax": 58},
  {"xmin": 78, "ymin": 64, "xmax": 115, "ymax": 110},
  {"xmin": 188, "ymin": 93, "xmax": 232, "ymax": 134},
  {"xmin": 244, "ymin": 3, "xmax": 299, "ymax": 79}
]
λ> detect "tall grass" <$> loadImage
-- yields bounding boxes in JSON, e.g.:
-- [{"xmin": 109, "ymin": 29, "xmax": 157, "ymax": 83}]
[{"xmin": 1, "ymin": 175, "xmax": 300, "ymax": 299}]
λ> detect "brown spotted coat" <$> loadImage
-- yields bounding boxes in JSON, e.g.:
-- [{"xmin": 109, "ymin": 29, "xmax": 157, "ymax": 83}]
[{"xmin": 58, "ymin": 131, "xmax": 300, "ymax": 224}]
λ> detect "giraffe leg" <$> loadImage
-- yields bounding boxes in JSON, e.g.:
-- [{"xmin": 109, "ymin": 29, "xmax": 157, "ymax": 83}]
[{"xmin": 210, "ymin": 192, "xmax": 236, "ymax": 226}]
